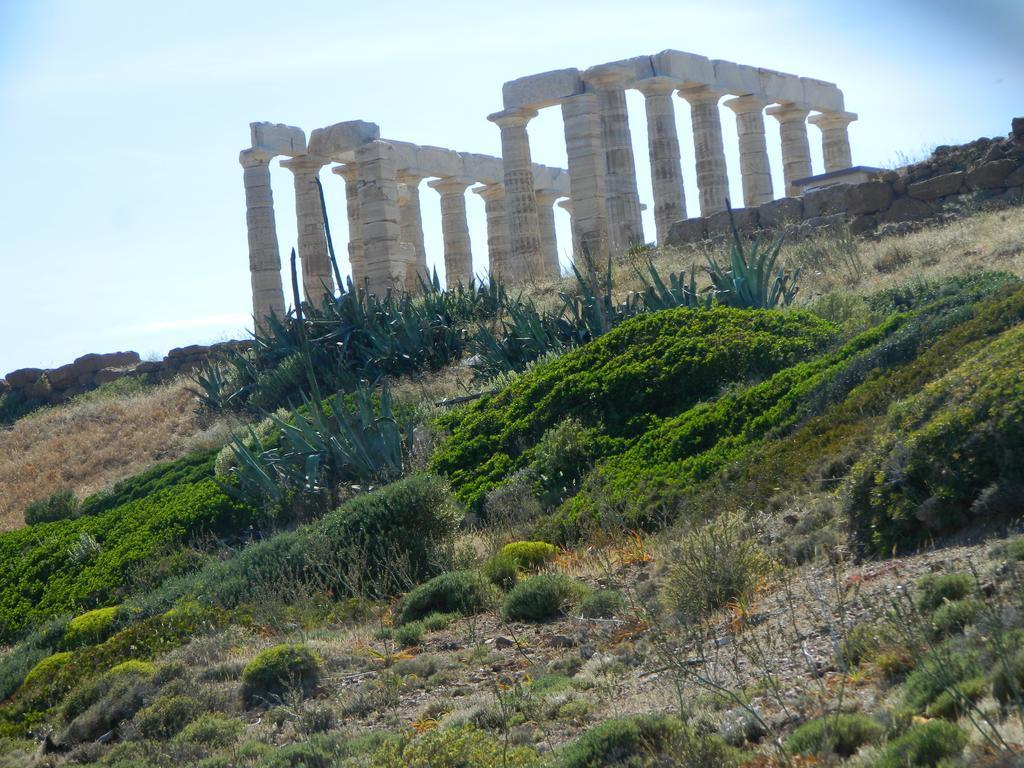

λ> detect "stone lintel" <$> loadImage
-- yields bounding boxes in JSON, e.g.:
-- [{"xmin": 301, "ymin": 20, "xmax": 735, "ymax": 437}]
[
  {"xmin": 711, "ymin": 60, "xmax": 761, "ymax": 96},
  {"xmin": 502, "ymin": 68, "xmax": 584, "ymax": 110},
  {"xmin": 250, "ymin": 122, "xmax": 307, "ymax": 157},
  {"xmin": 306, "ymin": 120, "xmax": 380, "ymax": 160},
  {"xmin": 650, "ymin": 49, "xmax": 714, "ymax": 88},
  {"xmin": 801, "ymin": 76, "xmax": 845, "ymax": 112},
  {"xmin": 758, "ymin": 69, "xmax": 804, "ymax": 104},
  {"xmin": 239, "ymin": 148, "xmax": 276, "ymax": 167},
  {"xmin": 461, "ymin": 153, "xmax": 504, "ymax": 185}
]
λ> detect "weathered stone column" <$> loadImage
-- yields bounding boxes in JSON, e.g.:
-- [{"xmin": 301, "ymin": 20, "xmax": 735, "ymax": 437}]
[
  {"xmin": 332, "ymin": 163, "xmax": 364, "ymax": 290},
  {"xmin": 635, "ymin": 77, "xmax": 686, "ymax": 244},
  {"xmin": 280, "ymin": 155, "xmax": 335, "ymax": 302},
  {"xmin": 584, "ymin": 66, "xmax": 644, "ymax": 251},
  {"xmin": 677, "ymin": 85, "xmax": 730, "ymax": 216},
  {"xmin": 397, "ymin": 172, "xmax": 428, "ymax": 286},
  {"xmin": 723, "ymin": 95, "xmax": 774, "ymax": 207},
  {"xmin": 534, "ymin": 189, "xmax": 561, "ymax": 278},
  {"xmin": 240, "ymin": 149, "xmax": 286, "ymax": 330},
  {"xmin": 767, "ymin": 103, "xmax": 813, "ymax": 196},
  {"xmin": 557, "ymin": 199, "xmax": 580, "ymax": 259},
  {"xmin": 560, "ymin": 93, "xmax": 609, "ymax": 271},
  {"xmin": 428, "ymin": 176, "xmax": 475, "ymax": 289},
  {"xmin": 355, "ymin": 141, "xmax": 404, "ymax": 295},
  {"xmin": 473, "ymin": 183, "xmax": 511, "ymax": 281},
  {"xmin": 808, "ymin": 110, "xmax": 857, "ymax": 173},
  {"xmin": 489, "ymin": 108, "xmax": 542, "ymax": 278}
]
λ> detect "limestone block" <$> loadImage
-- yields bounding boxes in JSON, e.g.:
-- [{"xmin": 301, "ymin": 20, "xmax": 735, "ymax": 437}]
[
  {"xmin": 758, "ymin": 69, "xmax": 803, "ymax": 104},
  {"xmin": 73, "ymin": 351, "xmax": 140, "ymax": 374},
  {"xmin": 650, "ymin": 50, "xmax": 714, "ymax": 86},
  {"xmin": 907, "ymin": 171, "xmax": 965, "ymax": 200},
  {"xmin": 133, "ymin": 361, "xmax": 162, "ymax": 375},
  {"xmin": 306, "ymin": 121, "xmax": 380, "ymax": 160},
  {"xmin": 389, "ymin": 141, "xmax": 424, "ymax": 175},
  {"xmin": 503, "ymin": 68, "xmax": 583, "ymax": 109},
  {"xmin": 4, "ymin": 367, "xmax": 44, "ymax": 389},
  {"xmin": 800, "ymin": 77, "xmax": 844, "ymax": 112},
  {"xmin": 666, "ymin": 217, "xmax": 707, "ymax": 245},
  {"xmin": 801, "ymin": 185, "xmax": 849, "ymax": 218},
  {"xmin": 93, "ymin": 369, "xmax": 125, "ymax": 386},
  {"xmin": 706, "ymin": 207, "xmax": 759, "ymax": 238},
  {"xmin": 802, "ymin": 213, "xmax": 847, "ymax": 234},
  {"xmin": 880, "ymin": 196, "xmax": 934, "ymax": 223},
  {"xmin": 757, "ymin": 197, "xmax": 803, "ymax": 228},
  {"xmin": 415, "ymin": 145, "xmax": 464, "ymax": 179},
  {"xmin": 461, "ymin": 153, "xmax": 504, "ymax": 185},
  {"xmin": 250, "ymin": 122, "xmax": 306, "ymax": 156},
  {"xmin": 966, "ymin": 159, "xmax": 1017, "ymax": 190},
  {"xmin": 47, "ymin": 363, "xmax": 80, "ymax": 388},
  {"xmin": 846, "ymin": 181, "xmax": 893, "ymax": 215},
  {"xmin": 711, "ymin": 60, "xmax": 760, "ymax": 96},
  {"xmin": 1003, "ymin": 164, "xmax": 1024, "ymax": 188},
  {"xmin": 585, "ymin": 56, "xmax": 654, "ymax": 87},
  {"xmin": 849, "ymin": 213, "xmax": 878, "ymax": 236}
]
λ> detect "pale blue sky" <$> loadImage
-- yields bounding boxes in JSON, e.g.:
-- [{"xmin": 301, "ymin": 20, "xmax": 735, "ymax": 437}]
[{"xmin": 1, "ymin": 0, "xmax": 1021, "ymax": 373}]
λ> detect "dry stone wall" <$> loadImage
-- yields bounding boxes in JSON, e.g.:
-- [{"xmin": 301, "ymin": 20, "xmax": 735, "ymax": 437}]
[{"xmin": 666, "ymin": 117, "xmax": 1024, "ymax": 246}]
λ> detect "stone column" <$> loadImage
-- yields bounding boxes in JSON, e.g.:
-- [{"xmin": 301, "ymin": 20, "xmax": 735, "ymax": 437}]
[
  {"xmin": 808, "ymin": 110, "xmax": 857, "ymax": 173},
  {"xmin": 240, "ymin": 149, "xmax": 286, "ymax": 330},
  {"xmin": 723, "ymin": 95, "xmax": 774, "ymax": 207},
  {"xmin": 280, "ymin": 155, "xmax": 335, "ymax": 302},
  {"xmin": 635, "ymin": 77, "xmax": 686, "ymax": 244},
  {"xmin": 560, "ymin": 93, "xmax": 609, "ymax": 272},
  {"xmin": 428, "ymin": 176, "xmax": 475, "ymax": 289},
  {"xmin": 767, "ymin": 103, "xmax": 813, "ymax": 196},
  {"xmin": 355, "ymin": 141, "xmax": 404, "ymax": 295},
  {"xmin": 473, "ymin": 183, "xmax": 512, "ymax": 282},
  {"xmin": 489, "ymin": 108, "xmax": 543, "ymax": 278},
  {"xmin": 677, "ymin": 85, "xmax": 730, "ymax": 216},
  {"xmin": 332, "ymin": 163, "xmax": 364, "ymax": 290},
  {"xmin": 558, "ymin": 199, "xmax": 580, "ymax": 259},
  {"xmin": 585, "ymin": 66, "xmax": 644, "ymax": 251},
  {"xmin": 534, "ymin": 189, "xmax": 561, "ymax": 279},
  {"xmin": 397, "ymin": 172, "xmax": 428, "ymax": 287}
]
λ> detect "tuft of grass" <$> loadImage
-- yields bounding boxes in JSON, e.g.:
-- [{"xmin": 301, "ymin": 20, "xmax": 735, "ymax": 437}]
[
  {"xmin": 787, "ymin": 712, "xmax": 884, "ymax": 758},
  {"xmin": 502, "ymin": 573, "xmax": 588, "ymax": 623}
]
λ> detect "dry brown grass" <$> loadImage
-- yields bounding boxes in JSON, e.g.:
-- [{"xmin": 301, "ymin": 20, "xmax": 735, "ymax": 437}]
[{"xmin": 0, "ymin": 377, "xmax": 236, "ymax": 532}]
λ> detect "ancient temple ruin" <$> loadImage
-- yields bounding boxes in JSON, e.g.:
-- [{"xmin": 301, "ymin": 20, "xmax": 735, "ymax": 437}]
[{"xmin": 240, "ymin": 50, "xmax": 856, "ymax": 328}]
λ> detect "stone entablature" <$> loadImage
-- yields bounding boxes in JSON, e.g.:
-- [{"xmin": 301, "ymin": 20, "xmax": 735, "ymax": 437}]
[{"xmin": 665, "ymin": 118, "xmax": 1024, "ymax": 247}]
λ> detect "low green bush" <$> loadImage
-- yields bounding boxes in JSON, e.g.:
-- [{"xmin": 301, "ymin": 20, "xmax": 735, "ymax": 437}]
[
  {"xmin": 990, "ymin": 647, "xmax": 1024, "ymax": 705},
  {"xmin": 786, "ymin": 712, "xmax": 884, "ymax": 758},
  {"xmin": 61, "ymin": 662, "xmax": 157, "ymax": 743},
  {"xmin": 556, "ymin": 713, "xmax": 737, "ymax": 768},
  {"xmin": 241, "ymin": 644, "xmax": 321, "ymax": 706},
  {"xmin": 663, "ymin": 512, "xmax": 771, "ymax": 622},
  {"xmin": 61, "ymin": 660, "xmax": 156, "ymax": 725},
  {"xmin": 21, "ymin": 651, "xmax": 73, "ymax": 692},
  {"xmin": 501, "ymin": 540, "xmax": 558, "ymax": 571},
  {"xmin": 0, "ymin": 617, "xmax": 68, "ymax": 701},
  {"xmin": 526, "ymin": 418, "xmax": 601, "ymax": 508},
  {"xmin": 841, "ymin": 622, "xmax": 882, "ymax": 667},
  {"xmin": 926, "ymin": 674, "xmax": 987, "ymax": 718},
  {"xmin": 902, "ymin": 651, "xmax": 981, "ymax": 713},
  {"xmin": 396, "ymin": 570, "xmax": 493, "ymax": 625},
  {"xmin": 579, "ymin": 589, "xmax": 624, "ymax": 619},
  {"xmin": 502, "ymin": 574, "xmax": 587, "ymax": 622},
  {"xmin": 23, "ymin": 490, "xmax": 78, "ymax": 525},
  {"xmin": 371, "ymin": 723, "xmax": 540, "ymax": 768},
  {"xmin": 916, "ymin": 573, "xmax": 973, "ymax": 612},
  {"xmin": 482, "ymin": 553, "xmax": 519, "ymax": 590},
  {"xmin": 61, "ymin": 606, "xmax": 120, "ymax": 649},
  {"xmin": 874, "ymin": 720, "xmax": 967, "ymax": 768},
  {"xmin": 174, "ymin": 713, "xmax": 244, "ymax": 748},
  {"xmin": 392, "ymin": 621, "xmax": 425, "ymax": 647},
  {"xmin": 134, "ymin": 694, "xmax": 204, "ymax": 739},
  {"xmin": 420, "ymin": 612, "xmax": 455, "ymax": 632},
  {"xmin": 929, "ymin": 598, "xmax": 983, "ymax": 638}
]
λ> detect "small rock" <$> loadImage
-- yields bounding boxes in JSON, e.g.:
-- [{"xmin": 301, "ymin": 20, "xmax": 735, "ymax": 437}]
[
  {"xmin": 783, "ymin": 514, "xmax": 799, "ymax": 526},
  {"xmin": 550, "ymin": 634, "xmax": 575, "ymax": 649},
  {"xmin": 493, "ymin": 635, "xmax": 515, "ymax": 650},
  {"xmin": 579, "ymin": 644, "xmax": 596, "ymax": 660},
  {"xmin": 719, "ymin": 707, "xmax": 767, "ymax": 746}
]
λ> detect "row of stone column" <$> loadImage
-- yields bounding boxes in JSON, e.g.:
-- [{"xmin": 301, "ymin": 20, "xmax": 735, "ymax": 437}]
[
  {"xmin": 491, "ymin": 71, "xmax": 856, "ymax": 274},
  {"xmin": 240, "ymin": 142, "xmax": 569, "ymax": 325}
]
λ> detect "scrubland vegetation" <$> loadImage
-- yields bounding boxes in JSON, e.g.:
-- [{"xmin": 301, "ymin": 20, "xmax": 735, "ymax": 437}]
[{"xmin": 1, "ymin": 204, "xmax": 1023, "ymax": 767}]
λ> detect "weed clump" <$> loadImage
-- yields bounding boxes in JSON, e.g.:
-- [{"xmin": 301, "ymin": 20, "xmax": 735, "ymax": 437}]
[
  {"xmin": 786, "ymin": 712, "xmax": 884, "ymax": 758},
  {"xmin": 579, "ymin": 589, "xmax": 624, "ymax": 619},
  {"xmin": 874, "ymin": 720, "xmax": 967, "ymax": 768},
  {"xmin": 916, "ymin": 572, "xmax": 973, "ymax": 611},
  {"xmin": 372, "ymin": 723, "xmax": 540, "ymax": 767},
  {"xmin": 23, "ymin": 489, "xmax": 78, "ymax": 525},
  {"xmin": 61, "ymin": 606, "xmax": 120, "ymax": 650},
  {"xmin": 500, "ymin": 541, "xmax": 558, "ymax": 571},
  {"xmin": 174, "ymin": 713, "xmax": 244, "ymax": 748},
  {"xmin": 503, "ymin": 574, "xmax": 587, "ymax": 622},
  {"xmin": 134, "ymin": 694, "xmax": 204, "ymax": 739},
  {"xmin": 396, "ymin": 570, "xmax": 494, "ymax": 626},
  {"xmin": 240, "ymin": 644, "xmax": 321, "ymax": 707}
]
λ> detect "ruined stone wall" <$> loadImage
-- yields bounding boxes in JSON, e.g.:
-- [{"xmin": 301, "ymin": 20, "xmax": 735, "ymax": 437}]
[
  {"xmin": 0, "ymin": 341, "xmax": 249, "ymax": 405},
  {"xmin": 667, "ymin": 117, "xmax": 1024, "ymax": 246}
]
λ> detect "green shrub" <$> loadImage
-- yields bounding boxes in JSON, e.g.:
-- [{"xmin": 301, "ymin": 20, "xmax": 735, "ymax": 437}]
[
  {"xmin": 0, "ymin": 617, "xmax": 68, "ymax": 701},
  {"xmin": 482, "ymin": 553, "xmax": 519, "ymax": 590},
  {"xmin": 579, "ymin": 589, "xmax": 624, "ymax": 619},
  {"xmin": 927, "ymin": 674, "xmax": 987, "ymax": 718},
  {"xmin": 174, "ymin": 714, "xmax": 244, "ymax": 748},
  {"xmin": 874, "ymin": 720, "xmax": 967, "ymax": 768},
  {"xmin": 786, "ymin": 713, "xmax": 884, "ymax": 758},
  {"xmin": 434, "ymin": 307, "xmax": 836, "ymax": 513},
  {"xmin": 24, "ymin": 490, "xmax": 78, "ymax": 525},
  {"xmin": 61, "ymin": 660, "xmax": 156, "ymax": 725},
  {"xmin": 841, "ymin": 622, "xmax": 882, "ymax": 667},
  {"xmin": 503, "ymin": 574, "xmax": 587, "ymax": 622},
  {"xmin": 396, "ymin": 570, "xmax": 494, "ymax": 625},
  {"xmin": 420, "ymin": 612, "xmax": 455, "ymax": 632},
  {"xmin": 241, "ymin": 644, "xmax": 321, "ymax": 706},
  {"xmin": 22, "ymin": 651, "xmax": 73, "ymax": 691},
  {"xmin": 663, "ymin": 512, "xmax": 771, "ymax": 622},
  {"xmin": 134, "ymin": 694, "xmax": 204, "ymax": 739},
  {"xmin": 929, "ymin": 598, "xmax": 983, "ymax": 638},
  {"xmin": 526, "ymin": 418, "xmax": 601, "ymax": 508},
  {"xmin": 61, "ymin": 606, "xmax": 120, "ymax": 649},
  {"xmin": 990, "ymin": 647, "xmax": 1024, "ymax": 705},
  {"xmin": 201, "ymin": 473, "xmax": 459, "ymax": 608},
  {"xmin": 1004, "ymin": 536, "xmax": 1024, "ymax": 561},
  {"xmin": 61, "ymin": 663, "xmax": 157, "ymax": 743},
  {"xmin": 371, "ymin": 723, "xmax": 540, "ymax": 768},
  {"xmin": 500, "ymin": 541, "xmax": 558, "ymax": 571},
  {"xmin": 392, "ymin": 621, "xmax": 425, "ymax": 647},
  {"xmin": 0, "ymin": 477, "xmax": 252, "ymax": 641},
  {"xmin": 902, "ymin": 651, "xmax": 981, "ymax": 713},
  {"xmin": 556, "ymin": 713, "xmax": 736, "ymax": 768},
  {"xmin": 78, "ymin": 448, "xmax": 218, "ymax": 517},
  {"xmin": 916, "ymin": 573, "xmax": 973, "ymax": 612}
]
